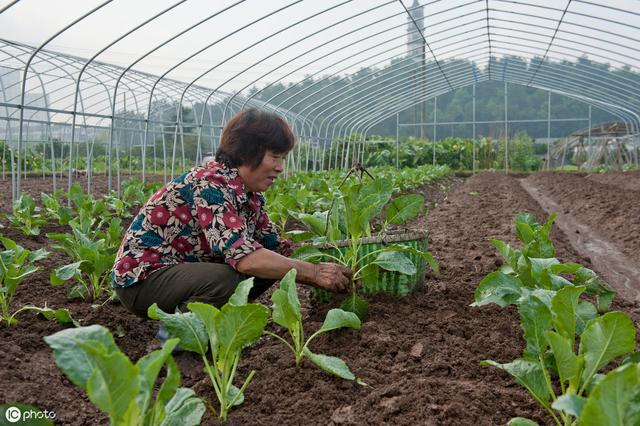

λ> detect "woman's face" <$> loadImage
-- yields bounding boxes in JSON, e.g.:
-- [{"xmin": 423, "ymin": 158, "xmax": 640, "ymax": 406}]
[{"xmin": 238, "ymin": 150, "xmax": 287, "ymax": 192}]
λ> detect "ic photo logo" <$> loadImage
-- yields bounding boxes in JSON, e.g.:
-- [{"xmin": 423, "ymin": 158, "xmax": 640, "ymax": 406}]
[
  {"xmin": 4, "ymin": 406, "xmax": 20, "ymax": 423},
  {"xmin": 2, "ymin": 404, "xmax": 56, "ymax": 424}
]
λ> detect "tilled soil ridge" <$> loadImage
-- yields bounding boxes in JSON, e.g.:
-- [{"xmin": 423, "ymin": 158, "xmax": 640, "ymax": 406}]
[{"xmin": 1, "ymin": 173, "xmax": 639, "ymax": 426}]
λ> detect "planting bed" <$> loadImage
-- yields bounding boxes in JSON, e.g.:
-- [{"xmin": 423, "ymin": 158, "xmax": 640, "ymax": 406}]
[{"xmin": 1, "ymin": 171, "xmax": 639, "ymax": 425}]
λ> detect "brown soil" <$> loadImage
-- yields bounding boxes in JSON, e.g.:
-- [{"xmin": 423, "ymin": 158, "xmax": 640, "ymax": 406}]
[
  {"xmin": 524, "ymin": 172, "xmax": 640, "ymax": 265},
  {"xmin": 585, "ymin": 169, "xmax": 640, "ymax": 192},
  {"xmin": 1, "ymin": 171, "xmax": 639, "ymax": 425}
]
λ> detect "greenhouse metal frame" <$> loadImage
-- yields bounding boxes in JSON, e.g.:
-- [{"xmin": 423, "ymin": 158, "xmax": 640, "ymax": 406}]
[{"xmin": 1, "ymin": 0, "xmax": 639, "ymax": 200}]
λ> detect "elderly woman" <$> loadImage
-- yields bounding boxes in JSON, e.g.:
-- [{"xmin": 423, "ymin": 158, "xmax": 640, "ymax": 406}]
[{"xmin": 112, "ymin": 108, "xmax": 351, "ymax": 318}]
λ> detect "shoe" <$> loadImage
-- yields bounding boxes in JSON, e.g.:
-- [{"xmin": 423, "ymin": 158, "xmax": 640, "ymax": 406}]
[{"xmin": 156, "ymin": 324, "xmax": 185, "ymax": 353}]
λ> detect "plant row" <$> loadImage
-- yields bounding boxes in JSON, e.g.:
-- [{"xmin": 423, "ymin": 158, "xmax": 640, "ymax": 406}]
[
  {"xmin": 473, "ymin": 213, "xmax": 639, "ymax": 425},
  {"xmin": 45, "ymin": 269, "xmax": 362, "ymax": 424}
]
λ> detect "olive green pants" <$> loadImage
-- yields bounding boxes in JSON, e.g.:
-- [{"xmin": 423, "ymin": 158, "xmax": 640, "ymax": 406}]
[{"xmin": 115, "ymin": 262, "xmax": 275, "ymax": 317}]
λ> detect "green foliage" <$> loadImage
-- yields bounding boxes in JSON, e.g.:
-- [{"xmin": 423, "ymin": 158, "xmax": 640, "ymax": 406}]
[
  {"xmin": 41, "ymin": 190, "xmax": 74, "ymax": 226},
  {"xmin": 267, "ymin": 269, "xmax": 362, "ymax": 381},
  {"xmin": 472, "ymin": 213, "xmax": 613, "ymax": 311},
  {"xmin": 44, "ymin": 324, "xmax": 205, "ymax": 425},
  {"xmin": 473, "ymin": 213, "xmax": 638, "ymax": 425},
  {"xmin": 292, "ymin": 173, "xmax": 437, "ymax": 318},
  {"xmin": 48, "ymin": 217, "xmax": 123, "ymax": 301},
  {"xmin": 0, "ymin": 236, "xmax": 49, "ymax": 326},
  {"xmin": 148, "ymin": 278, "xmax": 269, "ymax": 421},
  {"xmin": 5, "ymin": 193, "xmax": 49, "ymax": 236}
]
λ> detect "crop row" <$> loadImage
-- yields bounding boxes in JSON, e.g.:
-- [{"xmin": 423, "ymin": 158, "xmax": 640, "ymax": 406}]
[{"xmin": 473, "ymin": 213, "xmax": 639, "ymax": 425}]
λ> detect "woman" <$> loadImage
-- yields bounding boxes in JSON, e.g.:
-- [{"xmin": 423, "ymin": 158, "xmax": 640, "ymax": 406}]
[{"xmin": 112, "ymin": 108, "xmax": 351, "ymax": 317}]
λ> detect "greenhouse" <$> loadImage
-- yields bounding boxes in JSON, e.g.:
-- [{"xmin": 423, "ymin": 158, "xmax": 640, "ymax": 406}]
[{"xmin": 0, "ymin": 0, "xmax": 639, "ymax": 424}]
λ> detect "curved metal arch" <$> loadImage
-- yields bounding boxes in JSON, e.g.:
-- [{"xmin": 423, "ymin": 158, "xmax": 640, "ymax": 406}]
[{"xmin": 308, "ymin": 41, "xmax": 636, "ymax": 141}]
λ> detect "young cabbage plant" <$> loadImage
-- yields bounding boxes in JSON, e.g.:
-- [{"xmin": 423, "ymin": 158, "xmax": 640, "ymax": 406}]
[
  {"xmin": 5, "ymin": 194, "xmax": 49, "ymax": 236},
  {"xmin": 148, "ymin": 278, "xmax": 269, "ymax": 422},
  {"xmin": 267, "ymin": 269, "xmax": 363, "ymax": 382},
  {"xmin": 44, "ymin": 324, "xmax": 205, "ymax": 426},
  {"xmin": 41, "ymin": 191, "xmax": 74, "ymax": 226},
  {"xmin": 8, "ymin": 303, "xmax": 79, "ymax": 327},
  {"xmin": 48, "ymin": 217, "xmax": 122, "ymax": 301},
  {"xmin": 472, "ymin": 213, "xmax": 614, "ymax": 312},
  {"xmin": 0, "ymin": 236, "xmax": 49, "ymax": 326},
  {"xmin": 482, "ymin": 286, "xmax": 636, "ymax": 426}
]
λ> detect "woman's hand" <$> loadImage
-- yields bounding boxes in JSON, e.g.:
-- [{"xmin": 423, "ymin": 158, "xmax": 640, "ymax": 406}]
[{"xmin": 313, "ymin": 262, "xmax": 352, "ymax": 293}]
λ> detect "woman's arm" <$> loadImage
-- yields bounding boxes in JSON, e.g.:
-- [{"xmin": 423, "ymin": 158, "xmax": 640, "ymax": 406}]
[{"xmin": 236, "ymin": 248, "xmax": 350, "ymax": 292}]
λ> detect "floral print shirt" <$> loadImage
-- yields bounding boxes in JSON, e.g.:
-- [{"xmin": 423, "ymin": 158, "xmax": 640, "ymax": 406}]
[{"xmin": 111, "ymin": 161, "xmax": 291, "ymax": 288}]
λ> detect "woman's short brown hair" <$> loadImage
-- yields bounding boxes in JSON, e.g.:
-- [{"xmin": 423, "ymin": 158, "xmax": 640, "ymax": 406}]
[{"xmin": 215, "ymin": 108, "xmax": 296, "ymax": 169}]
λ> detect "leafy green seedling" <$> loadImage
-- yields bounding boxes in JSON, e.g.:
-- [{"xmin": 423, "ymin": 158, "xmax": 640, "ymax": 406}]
[
  {"xmin": 8, "ymin": 303, "xmax": 79, "ymax": 327},
  {"xmin": 267, "ymin": 269, "xmax": 363, "ymax": 382},
  {"xmin": 0, "ymin": 236, "xmax": 49, "ymax": 326},
  {"xmin": 48, "ymin": 217, "xmax": 122, "ymax": 301},
  {"xmin": 41, "ymin": 191, "xmax": 74, "ymax": 226},
  {"xmin": 44, "ymin": 324, "xmax": 205, "ymax": 425},
  {"xmin": 5, "ymin": 194, "xmax": 48, "ymax": 236},
  {"xmin": 148, "ymin": 278, "xmax": 269, "ymax": 421}
]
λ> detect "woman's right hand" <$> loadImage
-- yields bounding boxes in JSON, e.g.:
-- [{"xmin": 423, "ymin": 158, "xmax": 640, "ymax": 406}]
[{"xmin": 313, "ymin": 262, "xmax": 352, "ymax": 293}]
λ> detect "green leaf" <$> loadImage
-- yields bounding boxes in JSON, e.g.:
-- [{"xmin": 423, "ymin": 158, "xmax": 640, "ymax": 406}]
[
  {"xmin": 291, "ymin": 246, "xmax": 325, "ymax": 263},
  {"xmin": 507, "ymin": 418, "xmax": 540, "ymax": 426},
  {"xmin": 34, "ymin": 306, "xmax": 80, "ymax": 327},
  {"xmin": 576, "ymin": 301, "xmax": 598, "ymax": 336},
  {"xmin": 386, "ymin": 194, "xmax": 424, "ymax": 225},
  {"xmin": 215, "ymin": 304, "xmax": 270, "ymax": 356},
  {"xmin": 551, "ymin": 285, "xmax": 584, "ymax": 340},
  {"xmin": 490, "ymin": 239, "xmax": 520, "ymax": 270},
  {"xmin": 228, "ymin": 277, "xmax": 254, "ymax": 306},
  {"xmin": 78, "ymin": 341, "xmax": 140, "ymax": 424},
  {"xmin": 518, "ymin": 294, "xmax": 552, "ymax": 358},
  {"xmin": 160, "ymin": 387, "xmax": 206, "ymax": 426},
  {"xmin": 153, "ymin": 356, "xmax": 181, "ymax": 421},
  {"xmin": 482, "ymin": 358, "xmax": 550, "ymax": 405},
  {"xmin": 136, "ymin": 338, "xmax": 179, "ymax": 415},
  {"xmin": 50, "ymin": 261, "xmax": 84, "ymax": 286},
  {"xmin": 340, "ymin": 293, "xmax": 369, "ymax": 320},
  {"xmin": 371, "ymin": 250, "xmax": 416, "ymax": 275},
  {"xmin": 579, "ymin": 311, "xmax": 636, "ymax": 389},
  {"xmin": 580, "ymin": 363, "xmax": 640, "ymax": 426},
  {"xmin": 293, "ymin": 211, "xmax": 327, "ymax": 236},
  {"xmin": 546, "ymin": 331, "xmax": 579, "ymax": 390},
  {"xmin": 43, "ymin": 325, "xmax": 118, "ymax": 389},
  {"xmin": 147, "ymin": 304, "xmax": 209, "ymax": 356},
  {"xmin": 271, "ymin": 269, "xmax": 301, "ymax": 330},
  {"xmin": 282, "ymin": 230, "xmax": 313, "ymax": 242},
  {"xmin": 303, "ymin": 347, "xmax": 357, "ymax": 381},
  {"xmin": 472, "ymin": 271, "xmax": 522, "ymax": 307},
  {"xmin": 318, "ymin": 309, "xmax": 361, "ymax": 333},
  {"xmin": 552, "ymin": 394, "xmax": 587, "ymax": 418},
  {"xmin": 186, "ymin": 302, "xmax": 219, "ymax": 350}
]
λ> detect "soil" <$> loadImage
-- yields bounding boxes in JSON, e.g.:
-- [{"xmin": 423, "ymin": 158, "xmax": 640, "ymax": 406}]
[{"xmin": 1, "ymin": 171, "xmax": 639, "ymax": 426}]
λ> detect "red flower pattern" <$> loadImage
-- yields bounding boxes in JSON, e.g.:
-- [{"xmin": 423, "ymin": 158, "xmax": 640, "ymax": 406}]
[
  {"xmin": 197, "ymin": 206, "xmax": 213, "ymax": 227},
  {"xmin": 112, "ymin": 162, "xmax": 289, "ymax": 289},
  {"xmin": 222, "ymin": 210, "xmax": 243, "ymax": 229},
  {"xmin": 172, "ymin": 204, "xmax": 192, "ymax": 224},
  {"xmin": 150, "ymin": 205, "xmax": 170, "ymax": 225},
  {"xmin": 171, "ymin": 237, "xmax": 193, "ymax": 253},
  {"xmin": 116, "ymin": 256, "xmax": 139, "ymax": 274}
]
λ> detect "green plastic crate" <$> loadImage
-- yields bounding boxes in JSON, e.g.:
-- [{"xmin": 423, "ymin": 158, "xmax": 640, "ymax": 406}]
[{"xmin": 313, "ymin": 230, "xmax": 429, "ymax": 297}]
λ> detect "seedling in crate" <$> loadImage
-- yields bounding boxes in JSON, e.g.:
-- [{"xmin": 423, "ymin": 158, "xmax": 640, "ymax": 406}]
[
  {"xmin": 148, "ymin": 278, "xmax": 269, "ymax": 421},
  {"xmin": 45, "ymin": 324, "xmax": 205, "ymax": 425},
  {"xmin": 267, "ymin": 269, "xmax": 363, "ymax": 382},
  {"xmin": 293, "ymin": 167, "xmax": 437, "ymax": 319}
]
